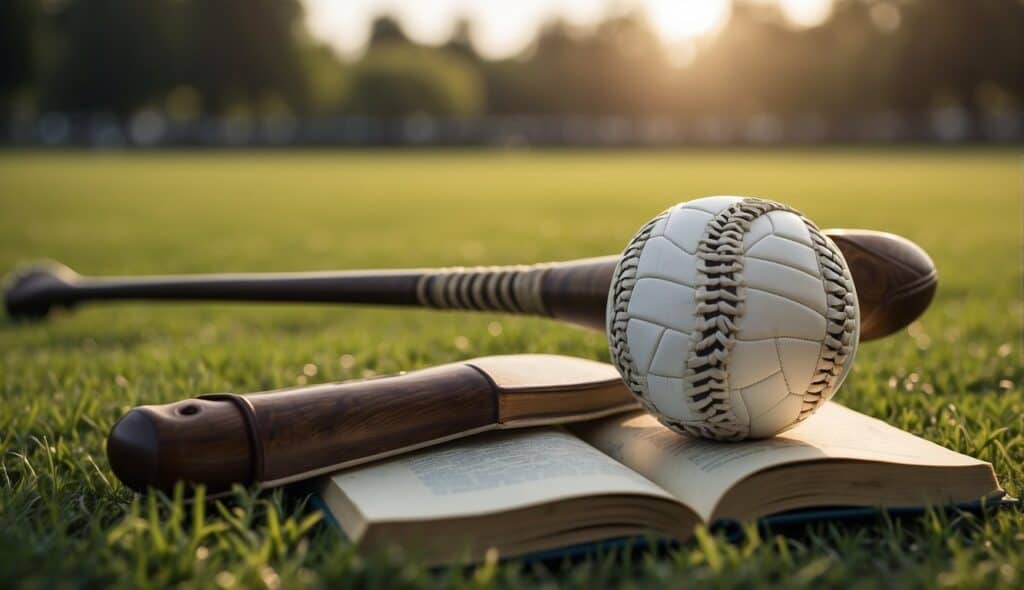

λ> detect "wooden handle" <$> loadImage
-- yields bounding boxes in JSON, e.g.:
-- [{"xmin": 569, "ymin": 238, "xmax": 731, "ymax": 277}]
[
  {"xmin": 4, "ymin": 262, "xmax": 424, "ymax": 318},
  {"xmin": 107, "ymin": 363, "xmax": 498, "ymax": 494},
  {"xmin": 106, "ymin": 355, "xmax": 638, "ymax": 495},
  {"xmin": 252, "ymin": 364, "xmax": 499, "ymax": 486},
  {"xmin": 541, "ymin": 256, "xmax": 618, "ymax": 330},
  {"xmin": 4, "ymin": 258, "xmax": 618, "ymax": 331}
]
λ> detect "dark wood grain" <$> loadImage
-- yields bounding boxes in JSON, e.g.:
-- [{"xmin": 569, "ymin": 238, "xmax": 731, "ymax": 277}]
[
  {"xmin": 5, "ymin": 266, "xmax": 425, "ymax": 318},
  {"xmin": 107, "ymin": 363, "xmax": 499, "ymax": 494},
  {"xmin": 825, "ymin": 230, "xmax": 938, "ymax": 341},
  {"xmin": 106, "ymin": 396, "xmax": 253, "ymax": 493},
  {"xmin": 540, "ymin": 256, "xmax": 617, "ymax": 331},
  {"xmin": 252, "ymin": 364, "xmax": 497, "ymax": 484}
]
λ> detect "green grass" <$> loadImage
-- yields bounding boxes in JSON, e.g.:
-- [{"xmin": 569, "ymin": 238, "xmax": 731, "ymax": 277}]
[{"xmin": 1, "ymin": 149, "xmax": 1021, "ymax": 589}]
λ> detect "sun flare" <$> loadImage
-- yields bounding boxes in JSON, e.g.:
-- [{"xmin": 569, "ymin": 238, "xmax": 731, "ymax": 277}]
[{"xmin": 642, "ymin": 0, "xmax": 732, "ymax": 42}]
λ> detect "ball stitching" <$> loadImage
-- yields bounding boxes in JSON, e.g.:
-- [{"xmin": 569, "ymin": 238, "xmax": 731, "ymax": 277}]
[
  {"xmin": 795, "ymin": 223, "xmax": 859, "ymax": 422},
  {"xmin": 678, "ymin": 198, "xmax": 795, "ymax": 440},
  {"xmin": 607, "ymin": 211, "xmax": 669, "ymax": 418},
  {"xmin": 609, "ymin": 198, "xmax": 859, "ymax": 440}
]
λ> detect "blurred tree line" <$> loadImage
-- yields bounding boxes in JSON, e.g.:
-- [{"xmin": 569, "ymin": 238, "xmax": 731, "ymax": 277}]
[{"xmin": 2, "ymin": 0, "xmax": 1022, "ymax": 122}]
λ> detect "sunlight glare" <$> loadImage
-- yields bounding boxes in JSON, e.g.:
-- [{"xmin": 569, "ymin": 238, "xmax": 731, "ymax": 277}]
[
  {"xmin": 643, "ymin": 0, "xmax": 731, "ymax": 42},
  {"xmin": 778, "ymin": 0, "xmax": 833, "ymax": 28}
]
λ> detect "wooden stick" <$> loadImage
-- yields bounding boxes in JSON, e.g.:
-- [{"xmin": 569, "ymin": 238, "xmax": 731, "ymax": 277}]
[
  {"xmin": 106, "ymin": 354, "xmax": 639, "ymax": 495},
  {"xmin": 3, "ymin": 256, "xmax": 616, "ymax": 329},
  {"xmin": 4, "ymin": 230, "xmax": 937, "ymax": 341}
]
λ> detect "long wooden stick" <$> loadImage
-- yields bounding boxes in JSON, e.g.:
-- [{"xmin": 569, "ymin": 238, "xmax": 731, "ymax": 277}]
[
  {"xmin": 2, "ymin": 256, "xmax": 612, "ymax": 328},
  {"xmin": 5, "ymin": 230, "xmax": 936, "ymax": 341}
]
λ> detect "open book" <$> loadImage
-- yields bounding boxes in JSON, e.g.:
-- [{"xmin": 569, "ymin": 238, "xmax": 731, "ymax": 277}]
[{"xmin": 315, "ymin": 403, "xmax": 1006, "ymax": 564}]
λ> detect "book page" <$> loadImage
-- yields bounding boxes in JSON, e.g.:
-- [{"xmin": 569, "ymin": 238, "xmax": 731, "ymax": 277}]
[
  {"xmin": 324, "ymin": 427, "xmax": 674, "ymax": 523},
  {"xmin": 573, "ymin": 402, "xmax": 989, "ymax": 521}
]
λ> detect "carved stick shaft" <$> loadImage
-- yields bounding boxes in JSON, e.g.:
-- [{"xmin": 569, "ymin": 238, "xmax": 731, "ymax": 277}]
[
  {"xmin": 107, "ymin": 363, "xmax": 500, "ymax": 494},
  {"xmin": 18, "ymin": 269, "xmax": 426, "ymax": 307},
  {"xmin": 6, "ymin": 257, "xmax": 618, "ymax": 330}
]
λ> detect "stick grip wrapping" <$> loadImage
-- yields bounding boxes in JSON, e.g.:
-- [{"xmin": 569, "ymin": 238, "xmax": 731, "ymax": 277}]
[
  {"xmin": 414, "ymin": 256, "xmax": 619, "ymax": 331},
  {"xmin": 415, "ymin": 265, "xmax": 552, "ymax": 314}
]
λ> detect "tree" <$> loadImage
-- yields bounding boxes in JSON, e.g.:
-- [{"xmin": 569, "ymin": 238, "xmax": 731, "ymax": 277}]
[
  {"xmin": 302, "ymin": 43, "xmax": 349, "ymax": 115},
  {"xmin": 367, "ymin": 16, "xmax": 410, "ymax": 49},
  {"xmin": 482, "ymin": 14, "xmax": 671, "ymax": 116},
  {"xmin": 6, "ymin": 0, "xmax": 1024, "ymax": 129},
  {"xmin": 346, "ymin": 46, "xmax": 483, "ymax": 117},
  {"xmin": 44, "ymin": 0, "xmax": 178, "ymax": 114},
  {"xmin": 0, "ymin": 0, "xmax": 40, "ymax": 107},
  {"xmin": 889, "ymin": 0, "xmax": 1024, "ymax": 118},
  {"xmin": 181, "ymin": 0, "xmax": 309, "ymax": 114}
]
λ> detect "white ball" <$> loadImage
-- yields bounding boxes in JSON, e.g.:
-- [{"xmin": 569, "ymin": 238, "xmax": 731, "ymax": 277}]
[{"xmin": 607, "ymin": 196, "xmax": 859, "ymax": 440}]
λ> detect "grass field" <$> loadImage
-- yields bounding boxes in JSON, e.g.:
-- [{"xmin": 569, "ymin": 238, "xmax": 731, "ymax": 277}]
[{"xmin": 0, "ymin": 149, "xmax": 1021, "ymax": 588}]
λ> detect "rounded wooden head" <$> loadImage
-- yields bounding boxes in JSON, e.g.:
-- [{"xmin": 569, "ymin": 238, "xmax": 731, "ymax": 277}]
[
  {"xmin": 824, "ymin": 229, "xmax": 937, "ymax": 342},
  {"xmin": 4, "ymin": 262, "xmax": 79, "ymax": 320},
  {"xmin": 107, "ymin": 398, "xmax": 252, "ymax": 493}
]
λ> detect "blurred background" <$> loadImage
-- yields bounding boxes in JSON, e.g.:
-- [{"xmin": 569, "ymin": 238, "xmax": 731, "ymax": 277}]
[{"xmin": 2, "ymin": 0, "xmax": 1022, "ymax": 148}]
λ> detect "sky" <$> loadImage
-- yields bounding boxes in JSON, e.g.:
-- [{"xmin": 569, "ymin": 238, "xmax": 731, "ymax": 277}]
[{"xmin": 303, "ymin": 0, "xmax": 836, "ymax": 61}]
